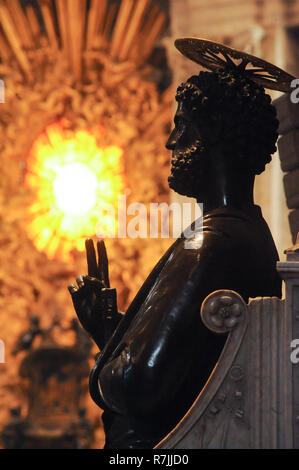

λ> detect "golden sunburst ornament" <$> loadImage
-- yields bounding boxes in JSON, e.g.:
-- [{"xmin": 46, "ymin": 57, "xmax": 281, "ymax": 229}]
[
  {"xmin": 0, "ymin": 0, "xmax": 169, "ymax": 266},
  {"xmin": 25, "ymin": 119, "xmax": 125, "ymax": 262},
  {"xmin": 175, "ymin": 38, "xmax": 295, "ymax": 92}
]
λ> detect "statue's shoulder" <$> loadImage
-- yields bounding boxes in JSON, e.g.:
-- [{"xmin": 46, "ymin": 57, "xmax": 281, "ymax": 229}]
[
  {"xmin": 181, "ymin": 206, "xmax": 258, "ymax": 246},
  {"xmin": 141, "ymin": 206, "xmax": 270, "ymax": 298},
  {"xmin": 175, "ymin": 206, "xmax": 269, "ymax": 270}
]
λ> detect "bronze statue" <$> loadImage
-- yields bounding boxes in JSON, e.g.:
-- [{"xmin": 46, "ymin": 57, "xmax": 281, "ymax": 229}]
[{"xmin": 68, "ymin": 39, "xmax": 294, "ymax": 449}]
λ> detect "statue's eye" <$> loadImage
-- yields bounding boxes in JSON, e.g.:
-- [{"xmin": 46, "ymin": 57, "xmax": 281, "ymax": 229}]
[
  {"xmin": 176, "ymin": 118, "xmax": 186, "ymax": 135},
  {"xmin": 177, "ymin": 121, "xmax": 190, "ymax": 145}
]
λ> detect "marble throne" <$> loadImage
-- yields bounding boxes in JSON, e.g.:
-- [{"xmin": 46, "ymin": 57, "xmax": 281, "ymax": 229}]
[{"xmin": 155, "ymin": 235, "xmax": 299, "ymax": 449}]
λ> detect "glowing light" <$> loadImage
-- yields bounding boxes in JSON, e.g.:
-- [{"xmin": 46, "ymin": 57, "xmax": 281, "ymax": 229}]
[
  {"xmin": 53, "ymin": 163, "xmax": 98, "ymax": 216},
  {"xmin": 25, "ymin": 119, "xmax": 125, "ymax": 262}
]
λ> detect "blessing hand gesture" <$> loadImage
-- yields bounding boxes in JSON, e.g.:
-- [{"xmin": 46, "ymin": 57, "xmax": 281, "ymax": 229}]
[{"xmin": 68, "ymin": 239, "xmax": 119, "ymax": 349}]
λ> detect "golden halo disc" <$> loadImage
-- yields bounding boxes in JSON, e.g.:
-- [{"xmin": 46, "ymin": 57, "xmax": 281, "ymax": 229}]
[{"xmin": 175, "ymin": 37, "xmax": 295, "ymax": 92}]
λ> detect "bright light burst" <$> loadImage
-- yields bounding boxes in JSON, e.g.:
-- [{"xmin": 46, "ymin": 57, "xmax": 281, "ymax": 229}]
[
  {"xmin": 53, "ymin": 163, "xmax": 98, "ymax": 216},
  {"xmin": 25, "ymin": 119, "xmax": 125, "ymax": 262}
]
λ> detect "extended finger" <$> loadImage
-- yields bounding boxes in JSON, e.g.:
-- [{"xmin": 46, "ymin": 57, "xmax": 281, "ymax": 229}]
[
  {"xmin": 85, "ymin": 239, "xmax": 98, "ymax": 278},
  {"xmin": 76, "ymin": 275, "xmax": 85, "ymax": 288},
  {"xmin": 97, "ymin": 239, "xmax": 110, "ymax": 288}
]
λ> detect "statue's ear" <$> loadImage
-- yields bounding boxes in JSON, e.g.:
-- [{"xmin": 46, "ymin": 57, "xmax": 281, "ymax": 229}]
[
  {"xmin": 203, "ymin": 116, "xmax": 223, "ymax": 145},
  {"xmin": 208, "ymin": 141, "xmax": 232, "ymax": 172}
]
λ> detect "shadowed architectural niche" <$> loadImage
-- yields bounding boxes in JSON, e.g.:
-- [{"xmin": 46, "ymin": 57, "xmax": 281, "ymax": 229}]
[
  {"xmin": 69, "ymin": 38, "xmax": 299, "ymax": 449},
  {"xmin": 2, "ymin": 317, "xmax": 94, "ymax": 449}
]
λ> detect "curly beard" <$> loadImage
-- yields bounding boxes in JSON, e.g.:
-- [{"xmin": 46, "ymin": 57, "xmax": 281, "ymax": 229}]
[{"xmin": 168, "ymin": 139, "xmax": 209, "ymax": 199}]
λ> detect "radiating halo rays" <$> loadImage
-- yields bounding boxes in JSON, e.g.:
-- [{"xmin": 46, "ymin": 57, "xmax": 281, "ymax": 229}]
[{"xmin": 24, "ymin": 119, "xmax": 125, "ymax": 262}]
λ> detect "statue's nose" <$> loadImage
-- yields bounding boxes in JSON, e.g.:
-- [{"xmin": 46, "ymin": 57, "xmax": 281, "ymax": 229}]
[{"xmin": 165, "ymin": 129, "xmax": 177, "ymax": 150}]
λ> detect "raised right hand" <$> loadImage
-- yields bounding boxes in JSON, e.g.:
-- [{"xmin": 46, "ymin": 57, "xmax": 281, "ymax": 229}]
[{"xmin": 68, "ymin": 239, "xmax": 111, "ymax": 347}]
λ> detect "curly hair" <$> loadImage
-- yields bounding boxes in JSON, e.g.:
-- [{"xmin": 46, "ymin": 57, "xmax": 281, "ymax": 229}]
[{"xmin": 174, "ymin": 69, "xmax": 279, "ymax": 176}]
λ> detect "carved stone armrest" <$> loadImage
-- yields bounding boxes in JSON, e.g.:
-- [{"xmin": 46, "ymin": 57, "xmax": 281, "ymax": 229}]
[{"xmin": 156, "ymin": 290, "xmax": 291, "ymax": 449}]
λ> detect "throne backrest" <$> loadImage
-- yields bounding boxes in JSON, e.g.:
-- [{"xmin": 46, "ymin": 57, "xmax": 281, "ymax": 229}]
[{"xmin": 156, "ymin": 236, "xmax": 299, "ymax": 449}]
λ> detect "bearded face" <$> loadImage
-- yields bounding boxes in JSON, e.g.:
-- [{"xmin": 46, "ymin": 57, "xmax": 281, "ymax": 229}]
[
  {"xmin": 166, "ymin": 99, "xmax": 210, "ymax": 199},
  {"xmin": 166, "ymin": 71, "xmax": 279, "ymax": 201}
]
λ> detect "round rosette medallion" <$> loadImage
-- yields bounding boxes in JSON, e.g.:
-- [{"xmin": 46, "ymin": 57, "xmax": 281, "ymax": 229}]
[{"xmin": 201, "ymin": 290, "xmax": 247, "ymax": 334}]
